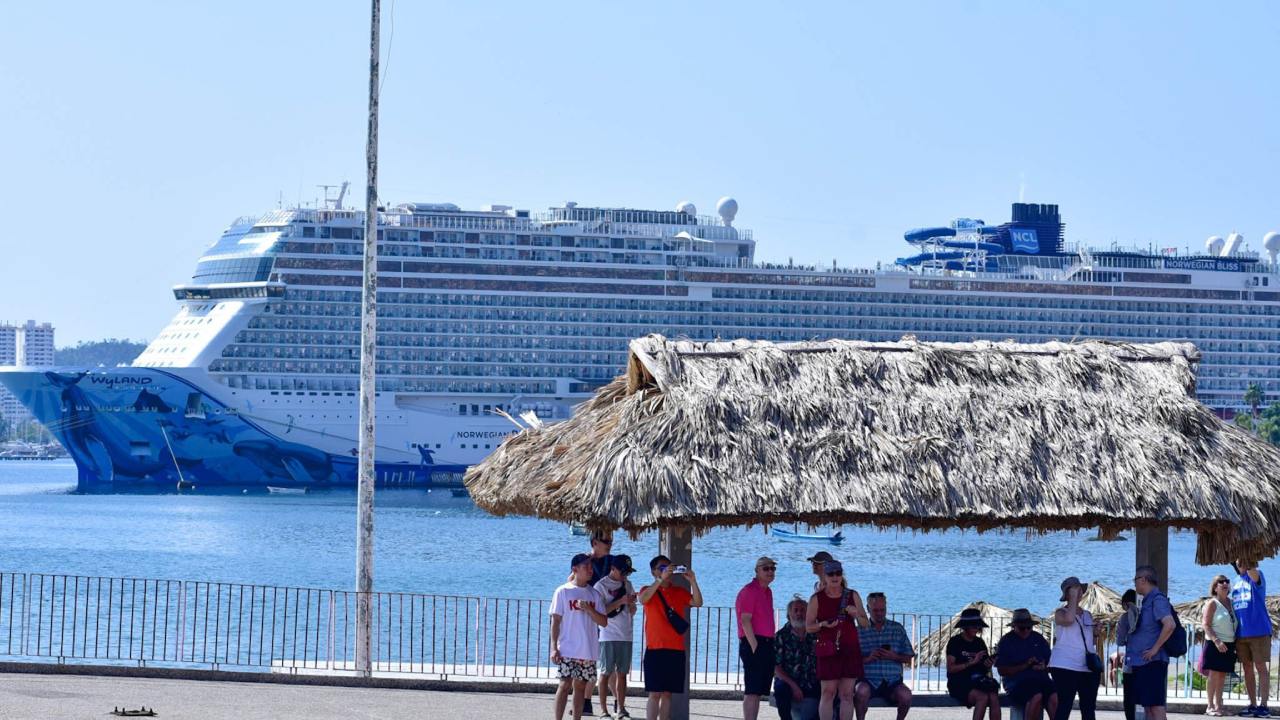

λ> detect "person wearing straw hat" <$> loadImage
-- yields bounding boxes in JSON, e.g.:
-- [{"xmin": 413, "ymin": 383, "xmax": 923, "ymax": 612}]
[
  {"xmin": 737, "ymin": 556, "xmax": 779, "ymax": 720},
  {"xmin": 996, "ymin": 608, "xmax": 1057, "ymax": 720},
  {"xmin": 1049, "ymin": 577, "xmax": 1101, "ymax": 720},
  {"xmin": 946, "ymin": 608, "xmax": 1001, "ymax": 720}
]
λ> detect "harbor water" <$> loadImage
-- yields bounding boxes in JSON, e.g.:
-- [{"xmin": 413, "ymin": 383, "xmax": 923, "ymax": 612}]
[{"xmin": 0, "ymin": 460, "xmax": 1268, "ymax": 617}]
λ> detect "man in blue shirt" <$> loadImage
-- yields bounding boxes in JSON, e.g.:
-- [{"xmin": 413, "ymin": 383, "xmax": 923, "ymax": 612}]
[
  {"xmin": 857, "ymin": 592, "xmax": 915, "ymax": 720},
  {"xmin": 1233, "ymin": 560, "xmax": 1273, "ymax": 717},
  {"xmin": 1128, "ymin": 565, "xmax": 1175, "ymax": 720}
]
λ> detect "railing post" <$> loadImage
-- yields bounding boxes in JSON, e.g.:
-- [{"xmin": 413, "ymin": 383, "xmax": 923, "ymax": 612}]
[
  {"xmin": 327, "ymin": 590, "xmax": 336, "ymax": 672},
  {"xmin": 175, "ymin": 582, "xmax": 186, "ymax": 663}
]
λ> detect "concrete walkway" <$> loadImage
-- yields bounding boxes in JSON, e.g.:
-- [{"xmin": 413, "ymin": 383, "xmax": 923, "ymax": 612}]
[{"xmin": 0, "ymin": 671, "xmax": 1218, "ymax": 720}]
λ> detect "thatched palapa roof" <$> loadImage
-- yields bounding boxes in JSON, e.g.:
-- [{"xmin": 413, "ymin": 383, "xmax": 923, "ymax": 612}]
[{"xmin": 466, "ymin": 335, "xmax": 1280, "ymax": 563}]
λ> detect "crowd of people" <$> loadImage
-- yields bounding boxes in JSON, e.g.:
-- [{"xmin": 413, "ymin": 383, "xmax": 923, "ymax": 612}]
[{"xmin": 547, "ymin": 534, "xmax": 1273, "ymax": 720}]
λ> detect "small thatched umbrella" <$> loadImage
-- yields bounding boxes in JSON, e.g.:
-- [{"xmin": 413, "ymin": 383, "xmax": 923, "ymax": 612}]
[
  {"xmin": 1080, "ymin": 582, "xmax": 1125, "ymax": 617},
  {"xmin": 915, "ymin": 601, "xmax": 1055, "ymax": 666},
  {"xmin": 1166, "ymin": 595, "xmax": 1280, "ymax": 641},
  {"xmin": 468, "ymin": 335, "xmax": 1280, "ymax": 564}
]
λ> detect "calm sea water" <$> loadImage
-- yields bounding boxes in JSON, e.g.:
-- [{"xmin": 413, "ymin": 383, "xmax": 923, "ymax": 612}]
[{"xmin": 0, "ymin": 460, "xmax": 1268, "ymax": 618}]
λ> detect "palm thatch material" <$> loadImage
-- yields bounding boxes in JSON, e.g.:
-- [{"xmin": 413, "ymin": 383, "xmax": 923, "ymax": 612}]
[
  {"xmin": 466, "ymin": 335, "xmax": 1280, "ymax": 563},
  {"xmin": 1159, "ymin": 595, "xmax": 1280, "ymax": 640},
  {"xmin": 1080, "ymin": 582, "xmax": 1124, "ymax": 618},
  {"xmin": 915, "ymin": 601, "xmax": 1053, "ymax": 666}
]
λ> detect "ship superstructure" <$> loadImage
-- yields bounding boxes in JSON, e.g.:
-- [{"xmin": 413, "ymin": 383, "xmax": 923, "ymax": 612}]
[{"xmin": 3, "ymin": 198, "xmax": 1279, "ymax": 490}]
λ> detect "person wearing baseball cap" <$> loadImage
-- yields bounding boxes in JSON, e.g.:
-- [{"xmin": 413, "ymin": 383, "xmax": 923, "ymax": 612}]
[
  {"xmin": 737, "ymin": 556, "xmax": 778, "ymax": 720},
  {"xmin": 550, "ymin": 553, "xmax": 608, "ymax": 720},
  {"xmin": 594, "ymin": 554, "xmax": 637, "ymax": 719},
  {"xmin": 806, "ymin": 558, "xmax": 870, "ymax": 720},
  {"xmin": 808, "ymin": 551, "xmax": 835, "ymax": 592}
]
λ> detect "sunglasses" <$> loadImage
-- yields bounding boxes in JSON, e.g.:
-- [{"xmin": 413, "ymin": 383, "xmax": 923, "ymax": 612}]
[
  {"xmin": 826, "ymin": 571, "xmax": 843, "ymax": 577},
  {"xmin": 657, "ymin": 564, "xmax": 669, "ymax": 573},
  {"xmin": 761, "ymin": 566, "xmax": 777, "ymax": 572},
  {"xmin": 1216, "ymin": 579, "xmax": 1230, "ymax": 586}
]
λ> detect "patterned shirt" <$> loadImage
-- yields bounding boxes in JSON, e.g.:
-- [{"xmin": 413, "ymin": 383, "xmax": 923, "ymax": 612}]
[
  {"xmin": 858, "ymin": 618, "xmax": 915, "ymax": 685},
  {"xmin": 774, "ymin": 622, "xmax": 820, "ymax": 695}
]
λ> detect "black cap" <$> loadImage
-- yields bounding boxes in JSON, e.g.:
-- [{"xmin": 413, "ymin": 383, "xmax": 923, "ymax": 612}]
[
  {"xmin": 613, "ymin": 554, "xmax": 634, "ymax": 574},
  {"xmin": 571, "ymin": 553, "xmax": 592, "ymax": 569},
  {"xmin": 807, "ymin": 551, "xmax": 835, "ymax": 563}
]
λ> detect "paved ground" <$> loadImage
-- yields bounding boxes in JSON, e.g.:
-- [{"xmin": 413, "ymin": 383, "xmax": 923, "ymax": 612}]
[{"xmin": 0, "ymin": 672, "xmax": 1221, "ymax": 720}]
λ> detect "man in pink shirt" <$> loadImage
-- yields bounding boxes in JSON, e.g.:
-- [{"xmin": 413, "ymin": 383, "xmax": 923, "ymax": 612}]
[{"xmin": 736, "ymin": 555, "xmax": 778, "ymax": 720}]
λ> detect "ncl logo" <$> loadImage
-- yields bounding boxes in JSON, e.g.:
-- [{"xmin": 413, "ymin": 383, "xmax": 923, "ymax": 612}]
[{"xmin": 1011, "ymin": 228, "xmax": 1039, "ymax": 253}]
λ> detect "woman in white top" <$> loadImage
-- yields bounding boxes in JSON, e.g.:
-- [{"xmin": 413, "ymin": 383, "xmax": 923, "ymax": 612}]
[
  {"xmin": 1202, "ymin": 574, "xmax": 1238, "ymax": 716},
  {"xmin": 1050, "ymin": 576, "xmax": 1101, "ymax": 720}
]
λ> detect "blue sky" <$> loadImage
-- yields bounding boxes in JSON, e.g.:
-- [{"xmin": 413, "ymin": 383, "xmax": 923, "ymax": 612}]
[{"xmin": 2, "ymin": 1, "xmax": 1278, "ymax": 345}]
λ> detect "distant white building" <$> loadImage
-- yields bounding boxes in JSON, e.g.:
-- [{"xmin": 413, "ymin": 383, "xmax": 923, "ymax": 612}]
[{"xmin": 0, "ymin": 321, "xmax": 55, "ymax": 429}]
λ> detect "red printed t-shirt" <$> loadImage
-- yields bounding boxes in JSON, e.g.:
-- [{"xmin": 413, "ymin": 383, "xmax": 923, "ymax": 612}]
[
  {"xmin": 642, "ymin": 584, "xmax": 693, "ymax": 651},
  {"xmin": 735, "ymin": 579, "xmax": 775, "ymax": 638}
]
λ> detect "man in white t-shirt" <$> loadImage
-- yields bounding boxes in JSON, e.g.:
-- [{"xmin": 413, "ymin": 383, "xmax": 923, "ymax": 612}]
[
  {"xmin": 552, "ymin": 552, "xmax": 609, "ymax": 720},
  {"xmin": 594, "ymin": 554, "xmax": 637, "ymax": 720}
]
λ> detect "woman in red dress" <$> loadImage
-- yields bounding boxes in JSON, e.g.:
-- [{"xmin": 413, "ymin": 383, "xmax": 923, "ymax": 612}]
[{"xmin": 806, "ymin": 559, "xmax": 869, "ymax": 720}]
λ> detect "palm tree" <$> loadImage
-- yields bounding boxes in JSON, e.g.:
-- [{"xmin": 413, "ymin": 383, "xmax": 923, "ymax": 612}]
[{"xmin": 1245, "ymin": 383, "xmax": 1265, "ymax": 423}]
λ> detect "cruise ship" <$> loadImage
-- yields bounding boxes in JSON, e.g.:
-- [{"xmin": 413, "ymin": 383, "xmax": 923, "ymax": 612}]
[{"xmin": 3, "ymin": 197, "xmax": 1279, "ymax": 490}]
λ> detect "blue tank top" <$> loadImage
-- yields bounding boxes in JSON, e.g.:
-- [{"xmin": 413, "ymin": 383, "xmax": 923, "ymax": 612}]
[{"xmin": 1231, "ymin": 571, "xmax": 1272, "ymax": 638}]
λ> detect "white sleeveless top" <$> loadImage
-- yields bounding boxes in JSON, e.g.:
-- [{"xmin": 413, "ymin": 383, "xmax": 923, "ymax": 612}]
[{"xmin": 1049, "ymin": 609, "xmax": 1096, "ymax": 671}]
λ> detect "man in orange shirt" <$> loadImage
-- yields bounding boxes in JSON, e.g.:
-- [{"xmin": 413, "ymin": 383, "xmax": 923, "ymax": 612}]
[{"xmin": 638, "ymin": 554, "xmax": 704, "ymax": 720}]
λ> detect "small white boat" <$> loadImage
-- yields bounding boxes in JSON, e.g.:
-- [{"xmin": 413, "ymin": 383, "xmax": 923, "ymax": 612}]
[
  {"xmin": 267, "ymin": 486, "xmax": 308, "ymax": 495},
  {"xmin": 569, "ymin": 524, "xmax": 590, "ymax": 537},
  {"xmin": 771, "ymin": 527, "xmax": 844, "ymax": 544}
]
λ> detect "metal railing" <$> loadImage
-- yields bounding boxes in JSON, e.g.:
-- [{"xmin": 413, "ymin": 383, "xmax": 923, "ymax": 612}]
[{"xmin": 0, "ymin": 571, "xmax": 1276, "ymax": 701}]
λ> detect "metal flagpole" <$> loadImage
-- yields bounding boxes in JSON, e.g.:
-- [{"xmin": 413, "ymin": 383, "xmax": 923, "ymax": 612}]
[{"xmin": 355, "ymin": 0, "xmax": 380, "ymax": 679}]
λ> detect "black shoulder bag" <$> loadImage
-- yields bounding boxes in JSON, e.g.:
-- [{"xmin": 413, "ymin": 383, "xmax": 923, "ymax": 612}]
[
  {"xmin": 655, "ymin": 588, "xmax": 690, "ymax": 635},
  {"xmin": 1079, "ymin": 616, "xmax": 1104, "ymax": 673}
]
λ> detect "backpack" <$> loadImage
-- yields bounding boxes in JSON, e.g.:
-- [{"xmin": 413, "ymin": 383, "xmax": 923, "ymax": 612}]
[{"xmin": 1164, "ymin": 611, "xmax": 1187, "ymax": 658}]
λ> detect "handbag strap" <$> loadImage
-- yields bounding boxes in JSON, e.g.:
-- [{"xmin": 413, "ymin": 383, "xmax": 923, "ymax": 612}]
[{"xmin": 656, "ymin": 587, "xmax": 671, "ymax": 612}]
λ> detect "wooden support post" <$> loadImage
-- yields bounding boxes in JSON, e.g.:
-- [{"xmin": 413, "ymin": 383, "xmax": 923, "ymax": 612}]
[
  {"xmin": 1135, "ymin": 526, "xmax": 1169, "ymax": 590},
  {"xmin": 659, "ymin": 525, "xmax": 694, "ymax": 720}
]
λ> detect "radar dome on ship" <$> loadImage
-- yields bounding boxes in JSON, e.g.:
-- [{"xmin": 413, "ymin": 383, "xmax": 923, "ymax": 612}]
[
  {"xmin": 676, "ymin": 201, "xmax": 697, "ymax": 216},
  {"xmin": 1206, "ymin": 236, "xmax": 1225, "ymax": 255},
  {"xmin": 716, "ymin": 197, "xmax": 738, "ymax": 227},
  {"xmin": 1263, "ymin": 231, "xmax": 1280, "ymax": 263}
]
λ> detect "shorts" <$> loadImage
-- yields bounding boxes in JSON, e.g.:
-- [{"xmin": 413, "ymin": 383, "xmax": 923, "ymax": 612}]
[
  {"xmin": 817, "ymin": 646, "xmax": 863, "ymax": 682},
  {"xmin": 643, "ymin": 648, "xmax": 686, "ymax": 693},
  {"xmin": 1132, "ymin": 661, "xmax": 1167, "ymax": 708},
  {"xmin": 599, "ymin": 640, "xmax": 633, "ymax": 675},
  {"xmin": 1004, "ymin": 673, "xmax": 1055, "ymax": 705},
  {"xmin": 558, "ymin": 657, "xmax": 597, "ymax": 682},
  {"xmin": 740, "ymin": 636, "xmax": 776, "ymax": 696},
  {"xmin": 862, "ymin": 679, "xmax": 908, "ymax": 704},
  {"xmin": 1237, "ymin": 635, "xmax": 1270, "ymax": 664},
  {"xmin": 1203, "ymin": 640, "xmax": 1237, "ymax": 673}
]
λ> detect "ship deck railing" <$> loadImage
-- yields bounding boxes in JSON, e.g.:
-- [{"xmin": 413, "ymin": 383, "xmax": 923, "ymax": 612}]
[{"xmin": 0, "ymin": 570, "xmax": 1264, "ymax": 699}]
